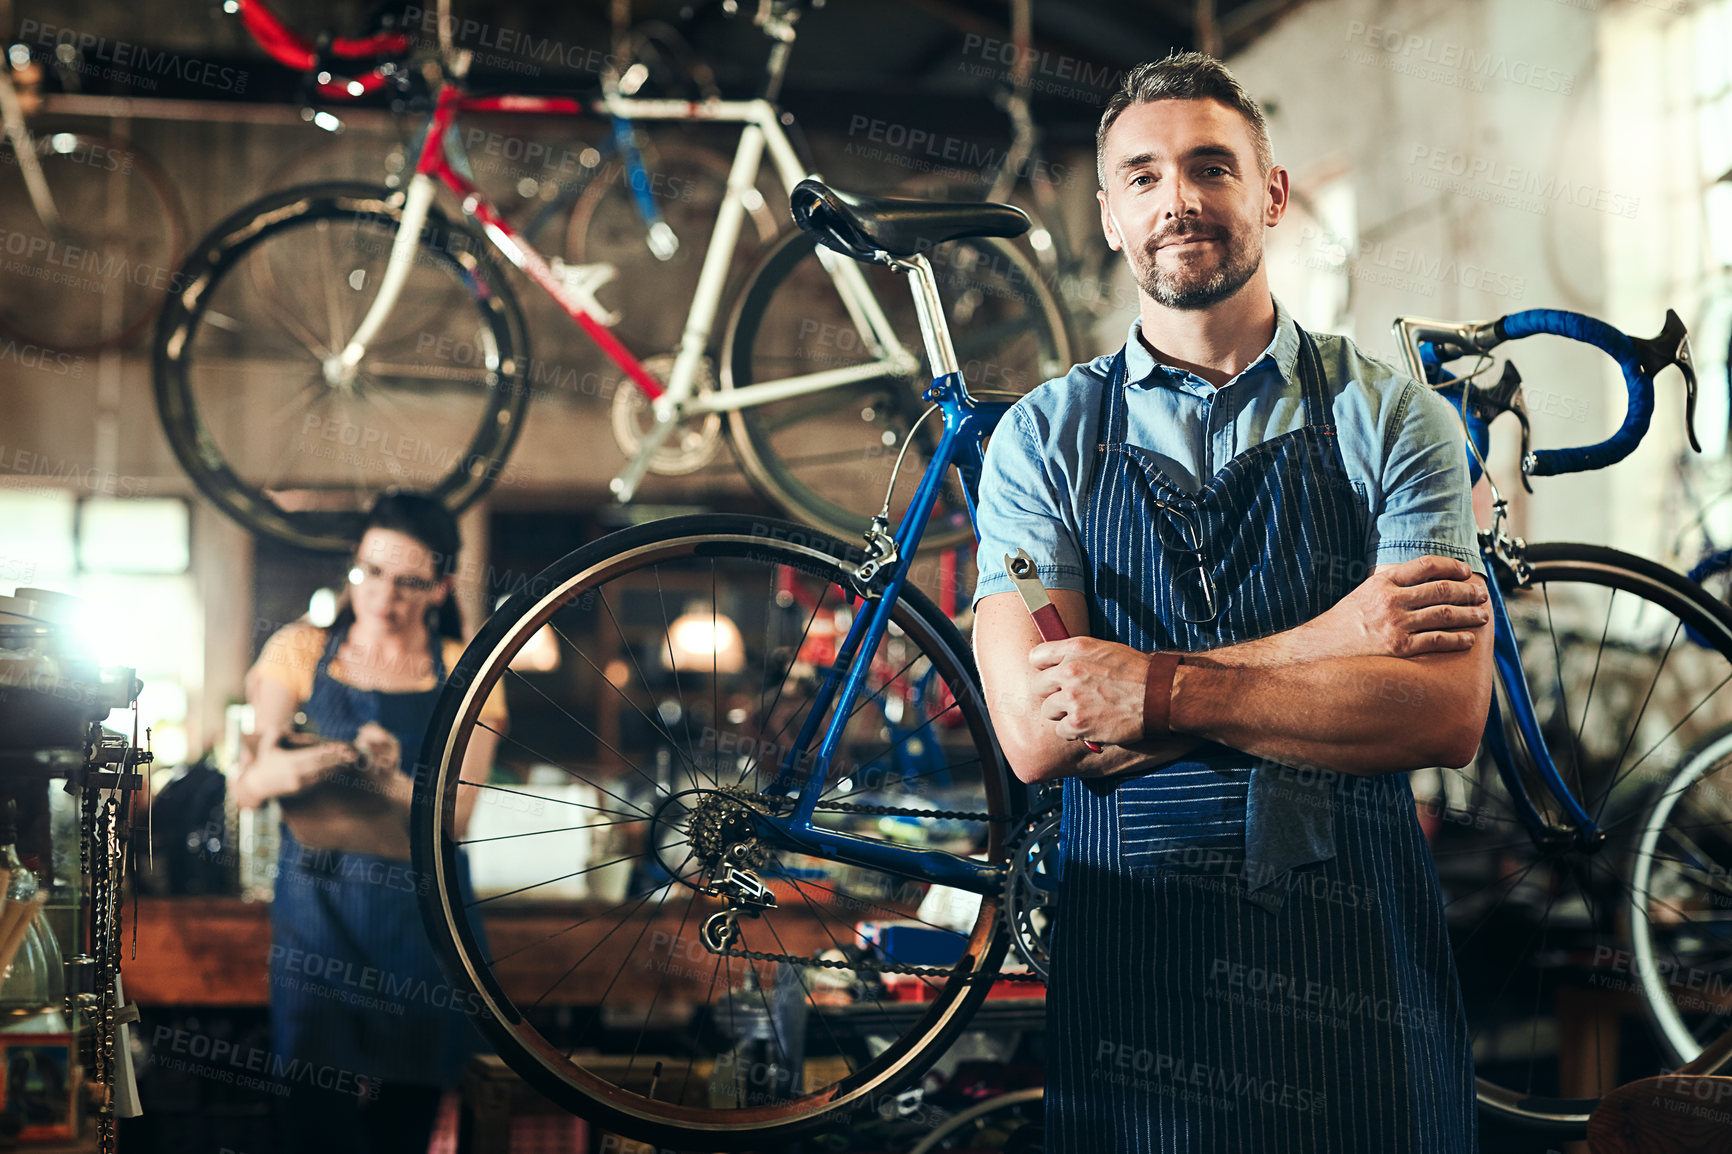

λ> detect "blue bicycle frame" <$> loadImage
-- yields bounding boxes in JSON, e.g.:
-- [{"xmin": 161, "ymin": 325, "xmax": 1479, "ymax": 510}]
[{"xmin": 750, "ymin": 362, "xmax": 1015, "ymax": 898}]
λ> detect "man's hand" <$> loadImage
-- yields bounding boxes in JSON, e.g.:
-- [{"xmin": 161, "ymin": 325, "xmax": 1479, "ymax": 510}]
[
  {"xmin": 1029, "ymin": 637, "xmax": 1150, "ymax": 745},
  {"xmin": 1289, "ymin": 555, "xmax": 1488, "ymax": 660}
]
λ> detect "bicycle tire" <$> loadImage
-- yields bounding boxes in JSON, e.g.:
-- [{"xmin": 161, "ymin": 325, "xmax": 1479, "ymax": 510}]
[
  {"xmin": 412, "ymin": 513, "xmax": 1021, "ymax": 1149},
  {"xmin": 891, "ymin": 168, "xmax": 1108, "ymax": 339},
  {"xmin": 152, "ymin": 182, "xmax": 530, "ymax": 553},
  {"xmin": 1628, "ymin": 723, "xmax": 1732, "ymax": 1071},
  {"xmin": 0, "ymin": 129, "xmax": 187, "ymax": 352},
  {"xmin": 720, "ymin": 229, "xmax": 1072, "ymax": 552},
  {"xmin": 1418, "ymin": 542, "xmax": 1732, "ymax": 1133}
]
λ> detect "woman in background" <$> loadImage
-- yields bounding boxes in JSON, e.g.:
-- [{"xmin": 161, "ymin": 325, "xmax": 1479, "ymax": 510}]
[{"xmin": 235, "ymin": 492, "xmax": 505, "ymax": 1154}]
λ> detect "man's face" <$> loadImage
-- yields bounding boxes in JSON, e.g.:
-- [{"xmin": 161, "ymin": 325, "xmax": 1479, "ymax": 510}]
[{"xmin": 1096, "ymin": 99, "xmax": 1285, "ymax": 311}]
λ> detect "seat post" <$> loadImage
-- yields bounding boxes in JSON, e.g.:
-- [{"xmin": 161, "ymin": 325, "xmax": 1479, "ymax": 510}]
[{"xmin": 889, "ymin": 254, "xmax": 959, "ymax": 380}]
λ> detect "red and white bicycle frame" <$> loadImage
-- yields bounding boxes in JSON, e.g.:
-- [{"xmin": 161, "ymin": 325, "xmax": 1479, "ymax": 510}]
[{"xmin": 325, "ymin": 83, "xmax": 916, "ymax": 501}]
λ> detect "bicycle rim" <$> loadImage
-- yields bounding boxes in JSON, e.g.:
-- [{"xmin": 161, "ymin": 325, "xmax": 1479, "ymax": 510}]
[
  {"xmin": 413, "ymin": 514, "xmax": 1019, "ymax": 1148},
  {"xmin": 152, "ymin": 183, "xmax": 529, "ymax": 552},
  {"xmin": 1629, "ymin": 723, "xmax": 1732, "ymax": 1070},
  {"xmin": 720, "ymin": 229, "xmax": 1071, "ymax": 552},
  {"xmin": 0, "ymin": 131, "xmax": 187, "ymax": 351},
  {"xmin": 1418, "ymin": 543, "xmax": 1732, "ymax": 1131}
]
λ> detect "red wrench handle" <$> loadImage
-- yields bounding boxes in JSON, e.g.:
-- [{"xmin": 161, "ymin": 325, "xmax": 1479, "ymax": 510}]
[{"xmin": 1026, "ymin": 604, "xmax": 1104, "ymax": 753}]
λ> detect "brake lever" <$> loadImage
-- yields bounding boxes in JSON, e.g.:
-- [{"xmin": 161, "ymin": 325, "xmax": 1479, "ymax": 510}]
[
  {"xmin": 1628, "ymin": 308, "xmax": 1700, "ymax": 453},
  {"xmin": 1478, "ymin": 360, "xmax": 1534, "ymax": 494}
]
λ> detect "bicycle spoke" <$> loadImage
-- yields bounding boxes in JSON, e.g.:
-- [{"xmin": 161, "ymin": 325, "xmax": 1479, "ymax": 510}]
[
  {"xmin": 471, "ymin": 717, "xmax": 654, "ymax": 823},
  {"xmin": 653, "ymin": 563, "xmax": 709, "ymax": 788}
]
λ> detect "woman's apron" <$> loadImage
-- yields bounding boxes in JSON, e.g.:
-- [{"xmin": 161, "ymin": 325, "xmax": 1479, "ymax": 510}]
[
  {"xmin": 269, "ymin": 625, "xmax": 486, "ymax": 1088},
  {"xmin": 1045, "ymin": 330, "xmax": 1476, "ymax": 1152}
]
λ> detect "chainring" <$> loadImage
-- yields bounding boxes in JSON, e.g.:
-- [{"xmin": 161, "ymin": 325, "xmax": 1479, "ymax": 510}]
[
  {"xmin": 1002, "ymin": 803, "xmax": 1061, "ymax": 981},
  {"xmin": 611, "ymin": 352, "xmax": 723, "ymax": 474}
]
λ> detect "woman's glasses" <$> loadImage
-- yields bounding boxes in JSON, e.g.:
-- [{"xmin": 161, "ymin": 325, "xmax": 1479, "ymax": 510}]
[
  {"xmin": 1153, "ymin": 501, "xmax": 1218, "ymax": 624},
  {"xmin": 348, "ymin": 562, "xmax": 442, "ymax": 594}
]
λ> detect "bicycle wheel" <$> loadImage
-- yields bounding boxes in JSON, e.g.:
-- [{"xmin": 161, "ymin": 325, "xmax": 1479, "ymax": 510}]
[
  {"xmin": 153, "ymin": 182, "xmax": 530, "ymax": 553},
  {"xmin": 0, "ymin": 129, "xmax": 187, "ymax": 351},
  {"xmin": 1628, "ymin": 724, "xmax": 1732, "ymax": 1071},
  {"xmin": 720, "ymin": 229, "xmax": 1072, "ymax": 552},
  {"xmin": 559, "ymin": 135, "xmax": 783, "ymax": 357},
  {"xmin": 1413, "ymin": 543, "xmax": 1732, "ymax": 1132},
  {"xmin": 413, "ymin": 514, "xmax": 1021, "ymax": 1149}
]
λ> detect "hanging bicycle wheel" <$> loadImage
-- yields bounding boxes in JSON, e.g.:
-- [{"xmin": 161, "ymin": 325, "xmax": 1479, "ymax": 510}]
[
  {"xmin": 720, "ymin": 229, "xmax": 1071, "ymax": 552},
  {"xmin": 413, "ymin": 514, "xmax": 1021, "ymax": 1148},
  {"xmin": 1628, "ymin": 724, "xmax": 1732, "ymax": 1071},
  {"xmin": 0, "ymin": 129, "xmax": 187, "ymax": 351},
  {"xmin": 557, "ymin": 135, "xmax": 783, "ymax": 356},
  {"xmin": 1414, "ymin": 543, "xmax": 1732, "ymax": 1132},
  {"xmin": 152, "ymin": 183, "xmax": 530, "ymax": 553}
]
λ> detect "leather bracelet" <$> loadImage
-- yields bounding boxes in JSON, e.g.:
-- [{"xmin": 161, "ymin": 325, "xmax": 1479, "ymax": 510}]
[{"xmin": 1143, "ymin": 653, "xmax": 1182, "ymax": 740}]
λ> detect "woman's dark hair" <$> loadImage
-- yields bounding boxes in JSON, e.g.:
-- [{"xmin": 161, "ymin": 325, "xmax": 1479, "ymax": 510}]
[{"xmin": 330, "ymin": 491, "xmax": 465, "ymax": 640}]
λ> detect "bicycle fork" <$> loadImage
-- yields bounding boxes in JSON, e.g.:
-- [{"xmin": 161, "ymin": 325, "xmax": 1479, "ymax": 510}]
[{"xmin": 324, "ymin": 171, "xmax": 439, "ymax": 387}]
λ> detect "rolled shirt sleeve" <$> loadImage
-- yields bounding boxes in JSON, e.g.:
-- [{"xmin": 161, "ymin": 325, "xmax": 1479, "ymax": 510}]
[
  {"xmin": 972, "ymin": 399, "xmax": 1088, "ymax": 606},
  {"xmin": 1371, "ymin": 380, "xmax": 1486, "ymax": 576}
]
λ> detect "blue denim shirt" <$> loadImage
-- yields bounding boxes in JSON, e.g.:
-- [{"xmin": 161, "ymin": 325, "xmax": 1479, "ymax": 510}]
[{"xmin": 973, "ymin": 296, "xmax": 1484, "ymax": 607}]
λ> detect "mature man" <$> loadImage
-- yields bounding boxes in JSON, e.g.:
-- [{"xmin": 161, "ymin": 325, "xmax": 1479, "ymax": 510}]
[{"xmin": 972, "ymin": 53, "xmax": 1492, "ymax": 1152}]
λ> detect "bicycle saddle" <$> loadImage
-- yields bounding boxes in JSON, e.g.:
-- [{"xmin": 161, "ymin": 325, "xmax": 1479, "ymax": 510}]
[{"xmin": 790, "ymin": 178, "xmax": 1029, "ymax": 262}]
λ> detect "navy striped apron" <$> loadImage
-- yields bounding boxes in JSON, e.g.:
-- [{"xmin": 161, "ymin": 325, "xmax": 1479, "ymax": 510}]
[
  {"xmin": 1045, "ymin": 331, "xmax": 1476, "ymax": 1152},
  {"xmin": 270, "ymin": 625, "xmax": 487, "ymax": 1089}
]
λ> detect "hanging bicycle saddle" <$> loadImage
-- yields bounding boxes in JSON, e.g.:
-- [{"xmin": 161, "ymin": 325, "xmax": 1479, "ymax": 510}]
[{"xmin": 790, "ymin": 178, "xmax": 1029, "ymax": 262}]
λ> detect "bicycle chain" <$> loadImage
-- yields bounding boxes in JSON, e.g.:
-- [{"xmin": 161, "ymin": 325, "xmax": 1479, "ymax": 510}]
[
  {"xmin": 710, "ymin": 793, "xmax": 1042, "ymax": 983},
  {"xmin": 82, "ymin": 784, "xmax": 118, "ymax": 1152},
  {"xmin": 812, "ymin": 800, "xmax": 1013, "ymax": 822},
  {"xmin": 709, "ymin": 939, "xmax": 1046, "ymax": 983}
]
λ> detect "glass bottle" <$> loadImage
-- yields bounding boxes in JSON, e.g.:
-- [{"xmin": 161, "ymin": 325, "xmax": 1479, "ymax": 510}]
[{"xmin": 0, "ymin": 810, "xmax": 66, "ymax": 1032}]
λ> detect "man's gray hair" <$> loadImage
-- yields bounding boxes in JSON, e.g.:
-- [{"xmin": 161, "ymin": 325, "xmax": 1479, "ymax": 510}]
[{"xmin": 1096, "ymin": 52, "xmax": 1273, "ymax": 187}]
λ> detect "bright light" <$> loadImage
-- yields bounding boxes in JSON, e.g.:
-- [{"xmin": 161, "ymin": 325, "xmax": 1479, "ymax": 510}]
[
  {"xmin": 222, "ymin": 0, "xmax": 239, "ymax": 12},
  {"xmin": 664, "ymin": 607, "xmax": 744, "ymax": 673},
  {"xmin": 1029, "ymin": 228, "xmax": 1052, "ymax": 253},
  {"xmin": 509, "ymin": 624, "xmax": 560, "ymax": 672},
  {"xmin": 307, "ymin": 588, "xmax": 338, "ymax": 628},
  {"xmin": 347, "ymin": 80, "xmax": 365, "ymax": 97},
  {"xmin": 77, "ymin": 499, "xmax": 190, "ymax": 574},
  {"xmin": 7, "ymin": 45, "xmax": 29, "ymax": 69},
  {"xmin": 619, "ymin": 63, "xmax": 650, "ymax": 95},
  {"xmin": 49, "ymin": 133, "xmax": 79, "ymax": 155},
  {"xmin": 313, "ymin": 111, "xmax": 343, "ymax": 133}
]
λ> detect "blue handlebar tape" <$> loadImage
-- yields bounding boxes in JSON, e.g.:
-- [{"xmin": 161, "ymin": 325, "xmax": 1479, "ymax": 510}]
[{"xmin": 1497, "ymin": 309, "xmax": 1655, "ymax": 477}]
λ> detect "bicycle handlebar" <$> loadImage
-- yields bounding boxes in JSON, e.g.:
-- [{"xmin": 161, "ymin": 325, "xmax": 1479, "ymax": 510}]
[
  {"xmin": 1394, "ymin": 307, "xmax": 1698, "ymax": 480},
  {"xmin": 1501, "ymin": 309, "xmax": 1655, "ymax": 476},
  {"xmin": 234, "ymin": 0, "xmax": 407, "ymax": 100}
]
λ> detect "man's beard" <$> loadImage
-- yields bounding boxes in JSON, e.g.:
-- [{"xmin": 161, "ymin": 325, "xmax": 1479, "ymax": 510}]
[{"xmin": 1130, "ymin": 220, "xmax": 1263, "ymax": 310}]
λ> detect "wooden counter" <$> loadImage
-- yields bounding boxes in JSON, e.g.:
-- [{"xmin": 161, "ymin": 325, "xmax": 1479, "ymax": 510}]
[{"xmin": 123, "ymin": 896, "xmax": 940, "ymax": 1007}]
